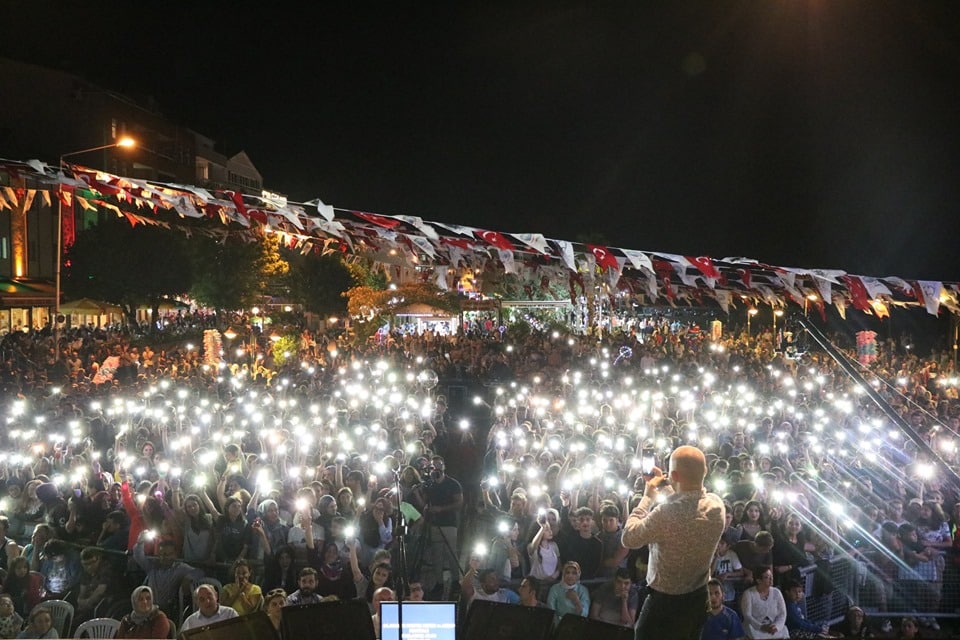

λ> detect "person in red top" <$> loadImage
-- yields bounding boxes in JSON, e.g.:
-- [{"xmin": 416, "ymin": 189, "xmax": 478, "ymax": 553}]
[{"xmin": 116, "ymin": 586, "xmax": 171, "ymax": 639}]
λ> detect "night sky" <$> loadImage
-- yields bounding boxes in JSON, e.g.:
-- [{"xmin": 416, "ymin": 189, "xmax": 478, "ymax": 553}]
[{"xmin": 3, "ymin": 1, "xmax": 960, "ymax": 281}]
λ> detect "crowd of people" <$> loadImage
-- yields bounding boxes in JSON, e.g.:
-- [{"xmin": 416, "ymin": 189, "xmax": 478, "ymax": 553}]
[{"xmin": 0, "ymin": 312, "xmax": 957, "ymax": 639}]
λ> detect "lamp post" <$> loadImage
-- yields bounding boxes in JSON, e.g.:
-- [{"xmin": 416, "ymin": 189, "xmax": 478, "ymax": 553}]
[
  {"xmin": 56, "ymin": 137, "xmax": 135, "ymax": 360},
  {"xmin": 804, "ymin": 293, "xmax": 818, "ymax": 316},
  {"xmin": 747, "ymin": 308, "xmax": 758, "ymax": 335},
  {"xmin": 773, "ymin": 308, "xmax": 784, "ymax": 334}
]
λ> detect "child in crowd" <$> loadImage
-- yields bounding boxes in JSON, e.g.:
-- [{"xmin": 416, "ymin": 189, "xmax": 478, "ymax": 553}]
[{"xmin": 0, "ymin": 595, "xmax": 23, "ymax": 639}]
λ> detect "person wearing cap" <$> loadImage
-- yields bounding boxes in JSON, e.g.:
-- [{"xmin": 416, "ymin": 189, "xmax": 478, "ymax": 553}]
[{"xmin": 622, "ymin": 445, "xmax": 725, "ymax": 640}]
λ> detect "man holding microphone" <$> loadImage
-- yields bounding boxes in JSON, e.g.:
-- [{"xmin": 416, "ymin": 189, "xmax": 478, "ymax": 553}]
[{"xmin": 622, "ymin": 445, "xmax": 725, "ymax": 640}]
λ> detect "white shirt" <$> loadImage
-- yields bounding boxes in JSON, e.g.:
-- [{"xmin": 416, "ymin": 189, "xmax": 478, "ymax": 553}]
[{"xmin": 180, "ymin": 606, "xmax": 239, "ymax": 631}]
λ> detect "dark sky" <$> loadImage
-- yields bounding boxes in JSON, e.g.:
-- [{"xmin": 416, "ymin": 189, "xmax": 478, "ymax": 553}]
[{"xmin": 4, "ymin": 1, "xmax": 960, "ymax": 280}]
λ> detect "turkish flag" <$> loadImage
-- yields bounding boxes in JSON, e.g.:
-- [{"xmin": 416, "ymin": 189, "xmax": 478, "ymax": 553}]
[
  {"xmin": 842, "ymin": 275, "xmax": 872, "ymax": 312},
  {"xmin": 354, "ymin": 211, "xmax": 401, "ymax": 229},
  {"xmin": 586, "ymin": 244, "xmax": 620, "ymax": 271},
  {"xmin": 737, "ymin": 268, "xmax": 752, "ymax": 289},
  {"xmin": 473, "ymin": 229, "xmax": 515, "ymax": 251},
  {"xmin": 440, "ymin": 237, "xmax": 474, "ymax": 249},
  {"xmin": 685, "ymin": 256, "xmax": 721, "ymax": 280}
]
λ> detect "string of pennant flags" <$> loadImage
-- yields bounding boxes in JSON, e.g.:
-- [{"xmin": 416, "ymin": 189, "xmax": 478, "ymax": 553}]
[{"xmin": 1, "ymin": 156, "xmax": 957, "ymax": 319}]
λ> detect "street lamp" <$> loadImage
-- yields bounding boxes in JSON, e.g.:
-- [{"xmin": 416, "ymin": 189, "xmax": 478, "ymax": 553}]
[
  {"xmin": 747, "ymin": 308, "xmax": 758, "ymax": 334},
  {"xmin": 55, "ymin": 136, "xmax": 136, "ymax": 360},
  {"xmin": 773, "ymin": 308, "xmax": 784, "ymax": 334}
]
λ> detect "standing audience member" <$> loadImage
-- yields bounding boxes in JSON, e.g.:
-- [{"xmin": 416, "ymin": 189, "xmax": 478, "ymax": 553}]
[{"xmin": 419, "ymin": 457, "xmax": 463, "ymax": 599}]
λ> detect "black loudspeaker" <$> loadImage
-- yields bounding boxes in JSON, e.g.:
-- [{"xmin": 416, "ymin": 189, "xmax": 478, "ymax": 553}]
[
  {"xmin": 462, "ymin": 600, "xmax": 555, "ymax": 640},
  {"xmin": 180, "ymin": 611, "xmax": 277, "ymax": 640},
  {"xmin": 552, "ymin": 614, "xmax": 634, "ymax": 640},
  {"xmin": 281, "ymin": 599, "xmax": 375, "ymax": 640}
]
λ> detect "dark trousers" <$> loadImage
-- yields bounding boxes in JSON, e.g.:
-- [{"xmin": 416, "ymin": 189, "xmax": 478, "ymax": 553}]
[{"xmin": 636, "ymin": 585, "xmax": 708, "ymax": 640}]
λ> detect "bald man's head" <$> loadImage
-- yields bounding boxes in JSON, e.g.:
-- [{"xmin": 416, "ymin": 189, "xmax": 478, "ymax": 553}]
[{"xmin": 669, "ymin": 446, "xmax": 708, "ymax": 488}]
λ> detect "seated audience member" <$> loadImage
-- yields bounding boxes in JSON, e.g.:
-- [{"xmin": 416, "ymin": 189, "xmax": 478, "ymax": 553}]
[
  {"xmin": 263, "ymin": 589, "xmax": 286, "ymax": 635},
  {"xmin": 782, "ymin": 579, "xmax": 831, "ymax": 638},
  {"xmin": 517, "ymin": 576, "xmax": 543, "ymax": 608},
  {"xmin": 181, "ymin": 584, "xmax": 238, "ymax": 632},
  {"xmin": 17, "ymin": 606, "xmax": 56, "ymax": 639},
  {"xmin": 460, "ymin": 556, "xmax": 519, "ymax": 606},
  {"xmin": 831, "ymin": 606, "xmax": 873, "ymax": 638},
  {"xmin": 371, "ymin": 587, "xmax": 395, "ymax": 640},
  {"xmin": 116, "ymin": 586, "xmax": 172, "ymax": 639},
  {"xmin": 75, "ymin": 547, "xmax": 116, "ymax": 625},
  {"xmin": 2, "ymin": 557, "xmax": 44, "ymax": 617},
  {"xmin": 38, "ymin": 538, "xmax": 82, "ymax": 599},
  {"xmin": 0, "ymin": 595, "xmax": 24, "ymax": 640},
  {"xmin": 739, "ymin": 566, "xmax": 787, "ymax": 639},
  {"xmin": 286, "ymin": 567, "xmax": 323, "ymax": 606},
  {"xmin": 133, "ymin": 534, "xmax": 204, "ymax": 620},
  {"xmin": 701, "ymin": 579, "xmax": 746, "ymax": 640},
  {"xmin": 589, "ymin": 569, "xmax": 638, "ymax": 627},
  {"xmin": 220, "ymin": 558, "xmax": 263, "ymax": 615},
  {"xmin": 545, "ymin": 561, "xmax": 590, "ymax": 624}
]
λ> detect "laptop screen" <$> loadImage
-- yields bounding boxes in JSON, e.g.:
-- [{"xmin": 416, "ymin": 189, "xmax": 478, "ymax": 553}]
[{"xmin": 379, "ymin": 601, "xmax": 457, "ymax": 640}]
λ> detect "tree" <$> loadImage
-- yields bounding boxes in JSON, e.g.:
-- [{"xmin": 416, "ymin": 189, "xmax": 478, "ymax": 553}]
[
  {"xmin": 63, "ymin": 216, "xmax": 193, "ymax": 327},
  {"xmin": 284, "ymin": 251, "xmax": 354, "ymax": 316},
  {"xmin": 189, "ymin": 234, "xmax": 289, "ymax": 314}
]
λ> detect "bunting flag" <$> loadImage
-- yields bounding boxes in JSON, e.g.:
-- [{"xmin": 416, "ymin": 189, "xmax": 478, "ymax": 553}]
[
  {"xmin": 498, "ymin": 248, "xmax": 518, "ymax": 274},
  {"xmin": 684, "ymin": 256, "xmax": 721, "ymax": 280},
  {"xmin": 0, "ymin": 156, "xmax": 957, "ymax": 321},
  {"xmin": 553, "ymin": 239, "xmax": 577, "ymax": 272},
  {"xmin": 512, "ymin": 233, "xmax": 550, "ymax": 254},
  {"xmin": 474, "ymin": 229, "xmax": 515, "ymax": 251},
  {"xmin": 871, "ymin": 299, "xmax": 890, "ymax": 319},
  {"xmin": 916, "ymin": 281, "xmax": 943, "ymax": 316},
  {"xmin": 861, "ymin": 276, "xmax": 892, "ymax": 300},
  {"xmin": 395, "ymin": 215, "xmax": 439, "ymax": 241},
  {"xmin": 834, "ymin": 296, "xmax": 847, "ymax": 320},
  {"xmin": 621, "ymin": 248, "xmax": 653, "ymax": 273},
  {"xmin": 354, "ymin": 211, "xmax": 402, "ymax": 229},
  {"xmin": 714, "ymin": 290, "xmax": 732, "ymax": 315},
  {"xmin": 842, "ymin": 275, "xmax": 872, "ymax": 312},
  {"xmin": 586, "ymin": 244, "xmax": 619, "ymax": 271}
]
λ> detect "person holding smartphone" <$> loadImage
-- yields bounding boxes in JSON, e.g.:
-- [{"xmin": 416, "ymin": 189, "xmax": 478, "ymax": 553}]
[{"xmin": 622, "ymin": 445, "xmax": 725, "ymax": 640}]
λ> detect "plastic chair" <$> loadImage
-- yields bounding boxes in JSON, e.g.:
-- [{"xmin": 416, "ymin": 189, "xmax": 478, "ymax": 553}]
[
  {"xmin": 32, "ymin": 599, "xmax": 74, "ymax": 638},
  {"xmin": 74, "ymin": 618, "xmax": 121, "ymax": 639}
]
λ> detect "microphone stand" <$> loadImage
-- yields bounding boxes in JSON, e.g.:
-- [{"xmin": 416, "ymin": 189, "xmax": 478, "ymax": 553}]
[{"xmin": 391, "ymin": 469, "xmax": 409, "ymax": 640}]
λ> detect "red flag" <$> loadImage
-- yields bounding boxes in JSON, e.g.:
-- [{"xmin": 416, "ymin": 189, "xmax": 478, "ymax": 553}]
[
  {"xmin": 736, "ymin": 268, "xmax": 752, "ymax": 289},
  {"xmin": 440, "ymin": 237, "xmax": 474, "ymax": 249},
  {"xmin": 811, "ymin": 297, "xmax": 826, "ymax": 322},
  {"xmin": 354, "ymin": 211, "xmax": 401, "ymax": 229},
  {"xmin": 662, "ymin": 275, "xmax": 675, "ymax": 300},
  {"xmin": 685, "ymin": 256, "xmax": 721, "ymax": 280},
  {"xmin": 473, "ymin": 229, "xmax": 515, "ymax": 251},
  {"xmin": 842, "ymin": 275, "xmax": 872, "ymax": 312},
  {"xmin": 225, "ymin": 190, "xmax": 248, "ymax": 218},
  {"xmin": 586, "ymin": 244, "xmax": 619, "ymax": 271}
]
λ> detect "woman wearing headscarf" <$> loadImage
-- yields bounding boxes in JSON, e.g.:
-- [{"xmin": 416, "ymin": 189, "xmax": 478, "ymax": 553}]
[{"xmin": 116, "ymin": 586, "xmax": 172, "ymax": 639}]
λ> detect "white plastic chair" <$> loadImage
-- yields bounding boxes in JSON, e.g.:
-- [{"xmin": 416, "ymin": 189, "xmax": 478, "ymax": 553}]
[
  {"xmin": 32, "ymin": 600, "xmax": 75, "ymax": 638},
  {"xmin": 74, "ymin": 617, "xmax": 121, "ymax": 639}
]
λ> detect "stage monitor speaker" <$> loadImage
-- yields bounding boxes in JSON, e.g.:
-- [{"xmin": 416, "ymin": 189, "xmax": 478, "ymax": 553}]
[
  {"xmin": 281, "ymin": 598, "xmax": 375, "ymax": 640},
  {"xmin": 462, "ymin": 600, "xmax": 554, "ymax": 640},
  {"xmin": 552, "ymin": 614, "xmax": 634, "ymax": 640},
  {"xmin": 180, "ymin": 611, "xmax": 277, "ymax": 640}
]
